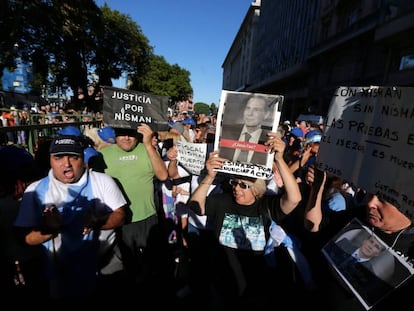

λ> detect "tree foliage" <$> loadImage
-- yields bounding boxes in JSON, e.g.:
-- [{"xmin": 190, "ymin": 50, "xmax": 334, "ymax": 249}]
[
  {"xmin": 210, "ymin": 102, "xmax": 218, "ymax": 114},
  {"xmin": 94, "ymin": 4, "xmax": 152, "ymax": 87},
  {"xmin": 0, "ymin": 0, "xmax": 193, "ymax": 110},
  {"xmin": 194, "ymin": 102, "xmax": 211, "ymax": 115},
  {"xmin": 194, "ymin": 102, "xmax": 218, "ymax": 115},
  {"xmin": 130, "ymin": 54, "xmax": 192, "ymax": 103}
]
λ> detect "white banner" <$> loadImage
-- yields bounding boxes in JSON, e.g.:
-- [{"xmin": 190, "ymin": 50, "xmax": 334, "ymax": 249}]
[
  {"xmin": 316, "ymin": 86, "xmax": 414, "ymax": 218},
  {"xmin": 177, "ymin": 141, "xmax": 208, "ymax": 176}
]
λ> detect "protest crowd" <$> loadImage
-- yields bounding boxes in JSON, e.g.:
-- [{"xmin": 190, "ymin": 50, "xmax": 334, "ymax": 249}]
[{"xmin": 0, "ymin": 89, "xmax": 413, "ymax": 310}]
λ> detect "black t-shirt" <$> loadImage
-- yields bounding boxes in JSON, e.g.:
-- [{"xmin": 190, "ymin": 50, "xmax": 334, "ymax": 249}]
[
  {"xmin": 205, "ymin": 193, "xmax": 286, "ymax": 241},
  {"xmin": 202, "ymin": 192, "xmax": 295, "ymax": 307}
]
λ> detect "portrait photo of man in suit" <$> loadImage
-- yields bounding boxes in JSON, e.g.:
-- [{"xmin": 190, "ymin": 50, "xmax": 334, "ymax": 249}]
[
  {"xmin": 323, "ymin": 228, "xmax": 396, "ymax": 308},
  {"xmin": 218, "ymin": 93, "xmax": 279, "ymax": 166},
  {"xmin": 334, "ymin": 234, "xmax": 386, "ymax": 272}
]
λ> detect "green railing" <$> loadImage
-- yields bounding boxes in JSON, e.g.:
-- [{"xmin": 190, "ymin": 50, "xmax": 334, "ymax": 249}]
[{"xmin": 0, "ymin": 120, "xmax": 102, "ymax": 154}]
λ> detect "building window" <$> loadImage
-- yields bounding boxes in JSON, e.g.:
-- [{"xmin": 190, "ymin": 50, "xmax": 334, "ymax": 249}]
[{"xmin": 347, "ymin": 8, "xmax": 359, "ymax": 26}]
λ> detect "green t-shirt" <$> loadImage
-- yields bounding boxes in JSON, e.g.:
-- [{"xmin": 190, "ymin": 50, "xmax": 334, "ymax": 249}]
[{"xmin": 100, "ymin": 143, "xmax": 156, "ymax": 222}]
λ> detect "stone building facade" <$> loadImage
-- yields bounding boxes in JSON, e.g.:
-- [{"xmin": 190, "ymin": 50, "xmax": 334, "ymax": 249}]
[{"xmin": 223, "ymin": 0, "xmax": 414, "ymax": 122}]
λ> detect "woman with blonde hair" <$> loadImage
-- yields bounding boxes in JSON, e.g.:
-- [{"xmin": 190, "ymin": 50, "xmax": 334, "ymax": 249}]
[
  {"xmin": 187, "ymin": 131, "xmax": 302, "ymax": 309},
  {"xmin": 158, "ymin": 131, "xmax": 181, "ymax": 145},
  {"xmin": 168, "ymin": 121, "xmax": 192, "ymax": 142}
]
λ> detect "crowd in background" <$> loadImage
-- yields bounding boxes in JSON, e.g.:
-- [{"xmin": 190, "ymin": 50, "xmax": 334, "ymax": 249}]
[
  {"xmin": 0, "ymin": 103, "xmax": 101, "ymax": 146},
  {"xmin": 1, "ymin": 105, "xmax": 413, "ymax": 310}
]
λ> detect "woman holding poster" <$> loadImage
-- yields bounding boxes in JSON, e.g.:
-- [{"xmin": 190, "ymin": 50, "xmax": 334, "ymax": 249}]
[{"xmin": 187, "ymin": 131, "xmax": 302, "ymax": 309}]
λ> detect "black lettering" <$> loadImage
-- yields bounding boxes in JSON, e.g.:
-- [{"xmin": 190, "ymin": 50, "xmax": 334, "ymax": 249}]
[{"xmin": 408, "ymin": 134, "xmax": 414, "ymax": 146}]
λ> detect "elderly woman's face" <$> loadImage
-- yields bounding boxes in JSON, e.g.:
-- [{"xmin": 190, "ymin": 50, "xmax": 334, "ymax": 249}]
[{"xmin": 230, "ymin": 178, "xmax": 257, "ymax": 205}]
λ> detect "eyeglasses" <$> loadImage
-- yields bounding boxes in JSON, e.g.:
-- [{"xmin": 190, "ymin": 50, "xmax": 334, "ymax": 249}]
[{"xmin": 229, "ymin": 179, "xmax": 251, "ymax": 189}]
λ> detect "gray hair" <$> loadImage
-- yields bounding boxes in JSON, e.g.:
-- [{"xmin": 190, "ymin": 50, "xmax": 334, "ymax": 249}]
[{"xmin": 236, "ymin": 175, "xmax": 267, "ymax": 200}]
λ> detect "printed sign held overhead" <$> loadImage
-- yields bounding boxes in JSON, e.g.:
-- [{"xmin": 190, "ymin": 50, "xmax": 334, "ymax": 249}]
[{"xmin": 102, "ymin": 86, "xmax": 169, "ymax": 131}]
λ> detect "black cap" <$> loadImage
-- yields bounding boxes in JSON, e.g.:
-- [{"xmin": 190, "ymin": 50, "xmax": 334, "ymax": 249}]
[{"xmin": 49, "ymin": 135, "xmax": 84, "ymax": 156}]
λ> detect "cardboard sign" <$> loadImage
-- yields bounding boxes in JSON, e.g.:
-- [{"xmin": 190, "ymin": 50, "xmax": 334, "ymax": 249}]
[
  {"xmin": 176, "ymin": 140, "xmax": 208, "ymax": 176},
  {"xmin": 317, "ymin": 86, "xmax": 414, "ymax": 219}
]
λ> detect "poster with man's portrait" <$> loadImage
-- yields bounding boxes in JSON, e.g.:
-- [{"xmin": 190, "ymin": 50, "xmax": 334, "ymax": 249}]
[
  {"xmin": 213, "ymin": 90, "xmax": 284, "ymax": 179},
  {"xmin": 322, "ymin": 218, "xmax": 414, "ymax": 310}
]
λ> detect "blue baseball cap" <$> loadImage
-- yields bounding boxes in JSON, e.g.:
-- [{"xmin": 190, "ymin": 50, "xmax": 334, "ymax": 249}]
[
  {"xmin": 290, "ymin": 127, "xmax": 304, "ymax": 138},
  {"xmin": 58, "ymin": 125, "xmax": 82, "ymax": 137},
  {"xmin": 181, "ymin": 118, "xmax": 196, "ymax": 126},
  {"xmin": 84, "ymin": 147, "xmax": 99, "ymax": 164},
  {"xmin": 168, "ymin": 121, "xmax": 184, "ymax": 134},
  {"xmin": 97, "ymin": 126, "xmax": 116, "ymax": 144},
  {"xmin": 305, "ymin": 130, "xmax": 322, "ymax": 144}
]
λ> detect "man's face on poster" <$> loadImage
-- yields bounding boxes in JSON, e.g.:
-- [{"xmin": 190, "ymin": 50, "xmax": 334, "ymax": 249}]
[
  {"xmin": 359, "ymin": 236, "xmax": 385, "ymax": 259},
  {"xmin": 243, "ymin": 98, "xmax": 268, "ymax": 127}
]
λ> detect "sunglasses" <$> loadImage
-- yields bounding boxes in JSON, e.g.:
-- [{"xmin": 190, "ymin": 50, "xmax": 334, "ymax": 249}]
[{"xmin": 229, "ymin": 179, "xmax": 251, "ymax": 189}]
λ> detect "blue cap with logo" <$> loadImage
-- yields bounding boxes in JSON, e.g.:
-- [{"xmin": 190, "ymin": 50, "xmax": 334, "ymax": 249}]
[{"xmin": 49, "ymin": 135, "xmax": 84, "ymax": 156}]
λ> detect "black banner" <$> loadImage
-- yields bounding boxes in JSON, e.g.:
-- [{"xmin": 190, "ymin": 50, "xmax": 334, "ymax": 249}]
[{"xmin": 102, "ymin": 86, "xmax": 170, "ymax": 131}]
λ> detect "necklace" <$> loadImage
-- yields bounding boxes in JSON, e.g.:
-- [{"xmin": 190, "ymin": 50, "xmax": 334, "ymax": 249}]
[
  {"xmin": 372, "ymin": 226, "xmax": 409, "ymax": 249},
  {"xmin": 390, "ymin": 227, "xmax": 408, "ymax": 249}
]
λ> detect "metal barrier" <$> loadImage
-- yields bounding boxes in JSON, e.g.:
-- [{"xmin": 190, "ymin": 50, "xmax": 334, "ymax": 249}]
[{"xmin": 0, "ymin": 121, "xmax": 102, "ymax": 154}]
